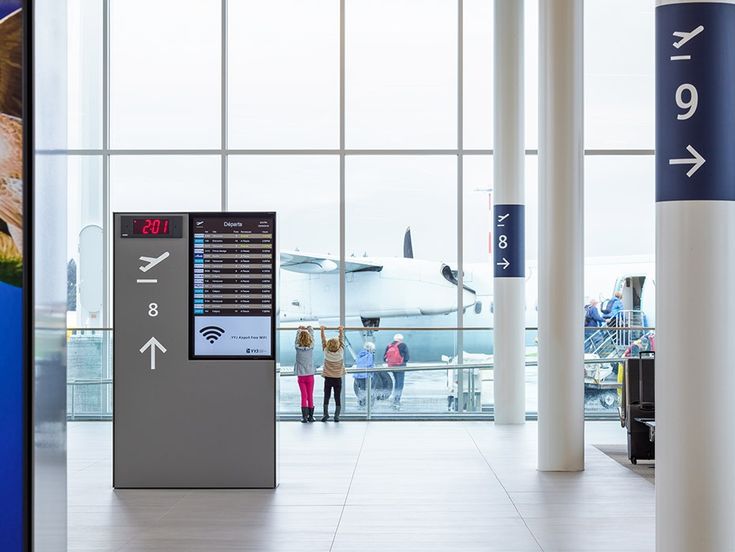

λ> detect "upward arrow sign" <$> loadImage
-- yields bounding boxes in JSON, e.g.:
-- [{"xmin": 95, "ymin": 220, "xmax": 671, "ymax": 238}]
[{"xmin": 139, "ymin": 337, "xmax": 167, "ymax": 370}]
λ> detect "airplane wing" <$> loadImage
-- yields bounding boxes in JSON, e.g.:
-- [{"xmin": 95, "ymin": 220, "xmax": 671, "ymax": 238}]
[{"xmin": 280, "ymin": 251, "xmax": 382, "ymax": 274}]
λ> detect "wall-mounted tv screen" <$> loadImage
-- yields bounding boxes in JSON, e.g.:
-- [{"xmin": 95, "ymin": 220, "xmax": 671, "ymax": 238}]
[{"xmin": 0, "ymin": 1, "xmax": 26, "ymax": 549}]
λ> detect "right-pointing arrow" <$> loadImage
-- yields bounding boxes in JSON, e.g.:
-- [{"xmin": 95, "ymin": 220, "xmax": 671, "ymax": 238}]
[
  {"xmin": 496, "ymin": 258, "xmax": 510, "ymax": 270},
  {"xmin": 669, "ymin": 145, "xmax": 705, "ymax": 178}
]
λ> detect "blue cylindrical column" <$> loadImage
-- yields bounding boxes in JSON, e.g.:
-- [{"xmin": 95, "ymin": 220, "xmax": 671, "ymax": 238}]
[{"xmin": 656, "ymin": 2, "xmax": 735, "ymax": 550}]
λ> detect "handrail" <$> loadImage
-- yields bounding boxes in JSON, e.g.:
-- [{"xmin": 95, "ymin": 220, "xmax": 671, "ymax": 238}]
[
  {"xmin": 67, "ymin": 326, "xmax": 657, "ymax": 332},
  {"xmin": 65, "ymin": 357, "xmax": 627, "ymax": 383},
  {"xmin": 276, "ymin": 356, "xmax": 632, "ymax": 376}
]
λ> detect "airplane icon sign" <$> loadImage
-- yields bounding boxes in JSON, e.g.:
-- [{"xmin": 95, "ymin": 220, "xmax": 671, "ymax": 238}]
[{"xmin": 139, "ymin": 252, "xmax": 170, "ymax": 273}]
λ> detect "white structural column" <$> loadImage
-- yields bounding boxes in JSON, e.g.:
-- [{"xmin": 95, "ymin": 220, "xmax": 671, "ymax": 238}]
[
  {"xmin": 537, "ymin": 0, "xmax": 584, "ymax": 471},
  {"xmin": 493, "ymin": 0, "xmax": 525, "ymax": 424},
  {"xmin": 656, "ymin": 2, "xmax": 735, "ymax": 550}
]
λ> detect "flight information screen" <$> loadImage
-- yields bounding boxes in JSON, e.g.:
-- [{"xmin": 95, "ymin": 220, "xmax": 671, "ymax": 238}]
[{"xmin": 189, "ymin": 213, "xmax": 276, "ymax": 359}]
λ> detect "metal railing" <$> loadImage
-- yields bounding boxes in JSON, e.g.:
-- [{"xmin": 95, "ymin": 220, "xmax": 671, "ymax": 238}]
[{"xmin": 66, "ymin": 325, "xmax": 654, "ymax": 421}]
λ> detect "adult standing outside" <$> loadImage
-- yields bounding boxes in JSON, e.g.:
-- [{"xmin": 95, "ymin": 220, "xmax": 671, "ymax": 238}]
[
  {"xmin": 602, "ymin": 291, "xmax": 624, "ymax": 323},
  {"xmin": 384, "ymin": 334, "xmax": 409, "ymax": 410},
  {"xmin": 584, "ymin": 299, "xmax": 605, "ymax": 353}
]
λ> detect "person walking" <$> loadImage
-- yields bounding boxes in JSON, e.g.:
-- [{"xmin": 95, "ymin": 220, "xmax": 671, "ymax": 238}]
[{"xmin": 384, "ymin": 334, "xmax": 409, "ymax": 410}]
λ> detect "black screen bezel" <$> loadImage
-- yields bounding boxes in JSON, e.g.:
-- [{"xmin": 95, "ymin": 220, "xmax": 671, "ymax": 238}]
[{"xmin": 188, "ymin": 212, "xmax": 277, "ymax": 361}]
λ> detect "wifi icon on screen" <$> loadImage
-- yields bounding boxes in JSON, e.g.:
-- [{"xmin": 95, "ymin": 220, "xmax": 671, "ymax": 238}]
[{"xmin": 200, "ymin": 326, "xmax": 225, "ymax": 344}]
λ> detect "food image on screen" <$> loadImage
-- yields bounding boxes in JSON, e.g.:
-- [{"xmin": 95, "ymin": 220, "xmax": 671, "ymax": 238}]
[
  {"xmin": 190, "ymin": 214, "xmax": 275, "ymax": 359},
  {"xmin": 0, "ymin": 1, "xmax": 22, "ymax": 288},
  {"xmin": 0, "ymin": 1, "xmax": 24, "ymax": 550}
]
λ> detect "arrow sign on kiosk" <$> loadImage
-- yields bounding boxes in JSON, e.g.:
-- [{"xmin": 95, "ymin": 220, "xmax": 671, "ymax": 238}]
[{"xmin": 139, "ymin": 337, "xmax": 167, "ymax": 370}]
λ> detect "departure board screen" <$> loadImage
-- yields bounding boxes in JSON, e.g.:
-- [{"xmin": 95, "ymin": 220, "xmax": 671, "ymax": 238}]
[{"xmin": 189, "ymin": 213, "xmax": 276, "ymax": 359}]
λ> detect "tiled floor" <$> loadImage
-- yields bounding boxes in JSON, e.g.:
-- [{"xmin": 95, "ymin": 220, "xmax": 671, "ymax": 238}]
[{"xmin": 68, "ymin": 421, "xmax": 654, "ymax": 551}]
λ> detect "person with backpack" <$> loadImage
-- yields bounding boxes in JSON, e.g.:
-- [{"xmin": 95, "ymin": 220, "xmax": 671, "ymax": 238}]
[
  {"xmin": 353, "ymin": 342, "xmax": 376, "ymax": 408},
  {"xmin": 602, "ymin": 290, "xmax": 624, "ymax": 323},
  {"xmin": 384, "ymin": 334, "xmax": 410, "ymax": 410}
]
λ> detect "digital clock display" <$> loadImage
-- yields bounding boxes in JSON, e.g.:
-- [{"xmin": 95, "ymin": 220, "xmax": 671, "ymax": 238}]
[
  {"xmin": 133, "ymin": 218, "xmax": 170, "ymax": 235},
  {"xmin": 119, "ymin": 215, "xmax": 183, "ymax": 238}
]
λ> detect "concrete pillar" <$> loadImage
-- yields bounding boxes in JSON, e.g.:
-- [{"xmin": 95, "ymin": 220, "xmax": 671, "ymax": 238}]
[
  {"xmin": 537, "ymin": 0, "xmax": 584, "ymax": 471},
  {"xmin": 493, "ymin": 0, "xmax": 526, "ymax": 424},
  {"xmin": 656, "ymin": 2, "xmax": 735, "ymax": 550}
]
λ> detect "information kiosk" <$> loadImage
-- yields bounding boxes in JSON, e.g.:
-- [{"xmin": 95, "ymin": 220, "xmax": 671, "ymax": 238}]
[{"xmin": 113, "ymin": 212, "xmax": 278, "ymax": 488}]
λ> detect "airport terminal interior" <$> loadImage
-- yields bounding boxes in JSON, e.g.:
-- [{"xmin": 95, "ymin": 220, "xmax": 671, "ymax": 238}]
[{"xmin": 3, "ymin": 0, "xmax": 732, "ymax": 551}]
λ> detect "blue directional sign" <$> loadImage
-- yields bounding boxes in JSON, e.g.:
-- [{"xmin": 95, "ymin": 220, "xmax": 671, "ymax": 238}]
[
  {"xmin": 656, "ymin": 2, "xmax": 735, "ymax": 202},
  {"xmin": 493, "ymin": 204, "xmax": 525, "ymax": 278}
]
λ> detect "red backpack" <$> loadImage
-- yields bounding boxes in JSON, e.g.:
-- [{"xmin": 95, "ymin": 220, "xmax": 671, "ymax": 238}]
[{"xmin": 385, "ymin": 342, "xmax": 404, "ymax": 366}]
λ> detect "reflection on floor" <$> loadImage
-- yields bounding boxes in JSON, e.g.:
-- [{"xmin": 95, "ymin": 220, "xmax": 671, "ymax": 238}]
[
  {"xmin": 595, "ymin": 444, "xmax": 655, "ymax": 484},
  {"xmin": 68, "ymin": 422, "xmax": 654, "ymax": 552}
]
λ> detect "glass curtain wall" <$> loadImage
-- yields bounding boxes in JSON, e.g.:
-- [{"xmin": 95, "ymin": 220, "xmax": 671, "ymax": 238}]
[{"xmin": 52, "ymin": 0, "xmax": 655, "ymax": 420}]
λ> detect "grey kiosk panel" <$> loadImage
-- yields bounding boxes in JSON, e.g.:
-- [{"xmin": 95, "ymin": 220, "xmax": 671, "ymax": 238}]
[{"xmin": 113, "ymin": 213, "xmax": 278, "ymax": 488}]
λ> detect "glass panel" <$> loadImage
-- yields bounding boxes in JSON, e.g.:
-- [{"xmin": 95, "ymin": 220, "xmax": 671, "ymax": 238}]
[
  {"xmin": 229, "ymin": 156, "xmax": 342, "ymax": 411},
  {"xmin": 463, "ymin": 156, "xmax": 539, "ymax": 416},
  {"xmin": 585, "ymin": 0, "xmax": 655, "ymax": 149},
  {"xmin": 584, "ymin": 155, "xmax": 654, "ymax": 260},
  {"xmin": 525, "ymin": 0, "xmax": 539, "ymax": 150},
  {"xmin": 346, "ymin": 0, "xmax": 457, "ymax": 149},
  {"xmin": 32, "ymin": 151, "xmax": 68, "ymax": 545},
  {"xmin": 110, "ymin": 0, "xmax": 221, "ymax": 149},
  {"xmin": 462, "ymin": 155, "xmax": 493, "ymax": 294},
  {"xmin": 66, "ymin": 0, "xmax": 103, "ymax": 149},
  {"xmin": 345, "ymin": 156, "xmax": 458, "ymax": 414},
  {"xmin": 228, "ymin": 0, "xmax": 339, "ymax": 149},
  {"xmin": 463, "ymin": 0, "xmax": 493, "ymax": 150},
  {"xmin": 583, "ymin": 155, "xmax": 655, "ymax": 419},
  {"xmin": 227, "ymin": 155, "xmax": 339, "ymax": 253},
  {"xmin": 462, "ymin": 155, "xmax": 539, "ymax": 326},
  {"xmin": 67, "ymin": 330, "xmax": 113, "ymax": 420},
  {"xmin": 227, "ymin": 155, "xmax": 340, "ymax": 329},
  {"xmin": 35, "ymin": 0, "xmax": 69, "ymax": 150},
  {"xmin": 66, "ymin": 156, "xmax": 104, "ymax": 327},
  {"xmin": 350, "ymin": 329, "xmax": 466, "ymax": 417},
  {"xmin": 525, "ymin": 328, "xmax": 539, "ymax": 416},
  {"xmin": 110, "ymin": 156, "xmax": 222, "ymax": 212},
  {"xmin": 466, "ymin": 0, "xmax": 537, "ymax": 150}
]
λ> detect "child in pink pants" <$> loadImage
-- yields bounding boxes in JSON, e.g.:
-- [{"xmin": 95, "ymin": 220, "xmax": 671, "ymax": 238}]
[{"xmin": 294, "ymin": 326, "xmax": 315, "ymax": 423}]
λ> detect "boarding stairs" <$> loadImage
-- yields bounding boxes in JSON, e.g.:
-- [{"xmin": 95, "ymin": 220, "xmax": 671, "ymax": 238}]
[{"xmin": 585, "ymin": 309, "xmax": 645, "ymax": 359}]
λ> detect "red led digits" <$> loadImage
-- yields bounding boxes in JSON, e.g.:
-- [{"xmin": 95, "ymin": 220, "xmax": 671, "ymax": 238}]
[{"xmin": 134, "ymin": 218, "xmax": 170, "ymax": 236}]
